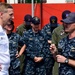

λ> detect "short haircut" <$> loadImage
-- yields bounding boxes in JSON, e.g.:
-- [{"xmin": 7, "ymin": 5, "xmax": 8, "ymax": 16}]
[{"xmin": 0, "ymin": 2, "xmax": 13, "ymax": 13}]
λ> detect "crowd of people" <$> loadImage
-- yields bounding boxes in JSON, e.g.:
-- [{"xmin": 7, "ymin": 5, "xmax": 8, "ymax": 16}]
[{"xmin": 0, "ymin": 2, "xmax": 75, "ymax": 75}]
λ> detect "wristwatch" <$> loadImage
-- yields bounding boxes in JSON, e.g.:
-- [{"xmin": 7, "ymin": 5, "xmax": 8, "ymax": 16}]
[{"xmin": 65, "ymin": 58, "xmax": 69, "ymax": 64}]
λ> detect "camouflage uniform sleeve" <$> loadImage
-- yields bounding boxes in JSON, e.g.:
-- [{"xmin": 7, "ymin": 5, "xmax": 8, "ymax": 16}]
[
  {"xmin": 41, "ymin": 39, "xmax": 50, "ymax": 60},
  {"xmin": 18, "ymin": 34, "xmax": 24, "ymax": 46},
  {"xmin": 41, "ymin": 24, "xmax": 52, "ymax": 40},
  {"xmin": 41, "ymin": 26, "xmax": 47, "ymax": 38},
  {"xmin": 22, "ymin": 32, "xmax": 28, "ymax": 45},
  {"xmin": 22, "ymin": 32, "xmax": 36, "ymax": 59}
]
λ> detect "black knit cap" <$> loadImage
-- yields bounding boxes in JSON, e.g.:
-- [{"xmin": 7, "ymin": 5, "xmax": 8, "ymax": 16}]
[
  {"xmin": 24, "ymin": 14, "xmax": 32, "ymax": 25},
  {"xmin": 50, "ymin": 16, "xmax": 57, "ymax": 24},
  {"xmin": 62, "ymin": 10, "xmax": 71, "ymax": 19},
  {"xmin": 32, "ymin": 16, "xmax": 40, "ymax": 25}
]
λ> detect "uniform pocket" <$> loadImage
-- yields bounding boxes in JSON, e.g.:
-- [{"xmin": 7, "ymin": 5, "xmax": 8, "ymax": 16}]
[{"xmin": 70, "ymin": 49, "xmax": 75, "ymax": 59}]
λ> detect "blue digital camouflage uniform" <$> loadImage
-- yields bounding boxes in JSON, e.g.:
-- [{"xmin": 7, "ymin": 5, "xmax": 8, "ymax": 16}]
[
  {"xmin": 22, "ymin": 29, "xmax": 49, "ymax": 75},
  {"xmin": 58, "ymin": 36, "xmax": 75, "ymax": 75},
  {"xmin": 16, "ymin": 24, "xmax": 32, "ymax": 75},
  {"xmin": 41, "ymin": 24, "xmax": 52, "ymax": 40},
  {"xmin": 41, "ymin": 24, "xmax": 56, "ymax": 75},
  {"xmin": 7, "ymin": 32, "xmax": 23, "ymax": 75}
]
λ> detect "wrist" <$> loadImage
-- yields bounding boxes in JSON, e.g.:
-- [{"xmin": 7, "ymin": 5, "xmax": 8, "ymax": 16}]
[
  {"xmin": 18, "ymin": 53, "xmax": 21, "ymax": 57},
  {"xmin": 52, "ymin": 50, "xmax": 58, "ymax": 55},
  {"xmin": 64, "ymin": 58, "xmax": 69, "ymax": 64}
]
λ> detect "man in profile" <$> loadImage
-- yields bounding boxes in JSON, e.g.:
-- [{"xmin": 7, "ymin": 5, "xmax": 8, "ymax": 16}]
[{"xmin": 0, "ymin": 3, "xmax": 14, "ymax": 75}]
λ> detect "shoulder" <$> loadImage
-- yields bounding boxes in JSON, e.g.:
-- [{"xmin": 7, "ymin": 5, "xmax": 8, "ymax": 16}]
[
  {"xmin": 12, "ymin": 32, "xmax": 21, "ymax": 37},
  {"xmin": 53, "ymin": 25, "xmax": 63, "ymax": 32},
  {"xmin": 43, "ymin": 23, "xmax": 50, "ymax": 28},
  {"xmin": 23, "ymin": 29, "xmax": 32, "ymax": 35},
  {"xmin": 42, "ymin": 24, "xmax": 50, "ymax": 32},
  {"xmin": 16, "ymin": 24, "xmax": 24, "ymax": 29},
  {"xmin": 55, "ymin": 25, "xmax": 63, "ymax": 30}
]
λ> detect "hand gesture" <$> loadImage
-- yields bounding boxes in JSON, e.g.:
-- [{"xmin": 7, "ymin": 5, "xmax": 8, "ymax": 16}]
[
  {"xmin": 50, "ymin": 44, "xmax": 57, "ymax": 54},
  {"xmin": 34, "ymin": 57, "xmax": 43, "ymax": 62}
]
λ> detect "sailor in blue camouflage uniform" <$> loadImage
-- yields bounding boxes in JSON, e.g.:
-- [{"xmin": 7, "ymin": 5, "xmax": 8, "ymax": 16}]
[
  {"xmin": 22, "ymin": 16, "xmax": 48, "ymax": 75},
  {"xmin": 50, "ymin": 12, "xmax": 75, "ymax": 75},
  {"xmin": 41, "ymin": 16, "xmax": 59, "ymax": 75},
  {"xmin": 58, "ymin": 35, "xmax": 75, "ymax": 75},
  {"xmin": 41, "ymin": 16, "xmax": 59, "ymax": 40},
  {"xmin": 4, "ymin": 21, "xmax": 24, "ymax": 75}
]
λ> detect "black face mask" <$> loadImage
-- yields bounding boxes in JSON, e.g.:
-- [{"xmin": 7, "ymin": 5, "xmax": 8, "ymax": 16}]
[
  {"xmin": 50, "ymin": 23, "xmax": 58, "ymax": 33},
  {"xmin": 51, "ymin": 26, "xmax": 57, "ymax": 33},
  {"xmin": 25, "ymin": 25, "xmax": 32, "ymax": 30}
]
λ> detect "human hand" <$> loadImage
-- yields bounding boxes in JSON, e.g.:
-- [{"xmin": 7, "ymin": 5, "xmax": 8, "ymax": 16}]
[
  {"xmin": 48, "ymin": 40, "xmax": 52, "ymax": 45},
  {"xmin": 34, "ymin": 57, "xmax": 38, "ymax": 62},
  {"xmin": 34, "ymin": 57, "xmax": 43, "ymax": 62},
  {"xmin": 50, "ymin": 44, "xmax": 57, "ymax": 54},
  {"xmin": 16, "ymin": 54, "xmax": 20, "ymax": 58},
  {"xmin": 15, "ymin": 51, "xmax": 20, "ymax": 58},
  {"xmin": 56, "ymin": 55, "xmax": 66, "ymax": 63}
]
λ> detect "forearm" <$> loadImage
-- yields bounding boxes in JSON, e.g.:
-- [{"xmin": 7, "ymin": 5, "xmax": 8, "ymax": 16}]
[
  {"xmin": 19, "ymin": 44, "xmax": 26, "ymax": 56},
  {"xmin": 68, "ymin": 59, "xmax": 75, "ymax": 67},
  {"xmin": 56, "ymin": 55, "xmax": 75, "ymax": 67}
]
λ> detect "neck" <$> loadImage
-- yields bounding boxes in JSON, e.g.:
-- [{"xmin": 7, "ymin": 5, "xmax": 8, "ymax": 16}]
[
  {"xmin": 6, "ymin": 30, "xmax": 11, "ymax": 34},
  {"xmin": 32, "ymin": 29, "xmax": 38, "ymax": 33},
  {"xmin": 69, "ymin": 31, "xmax": 75, "ymax": 39}
]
